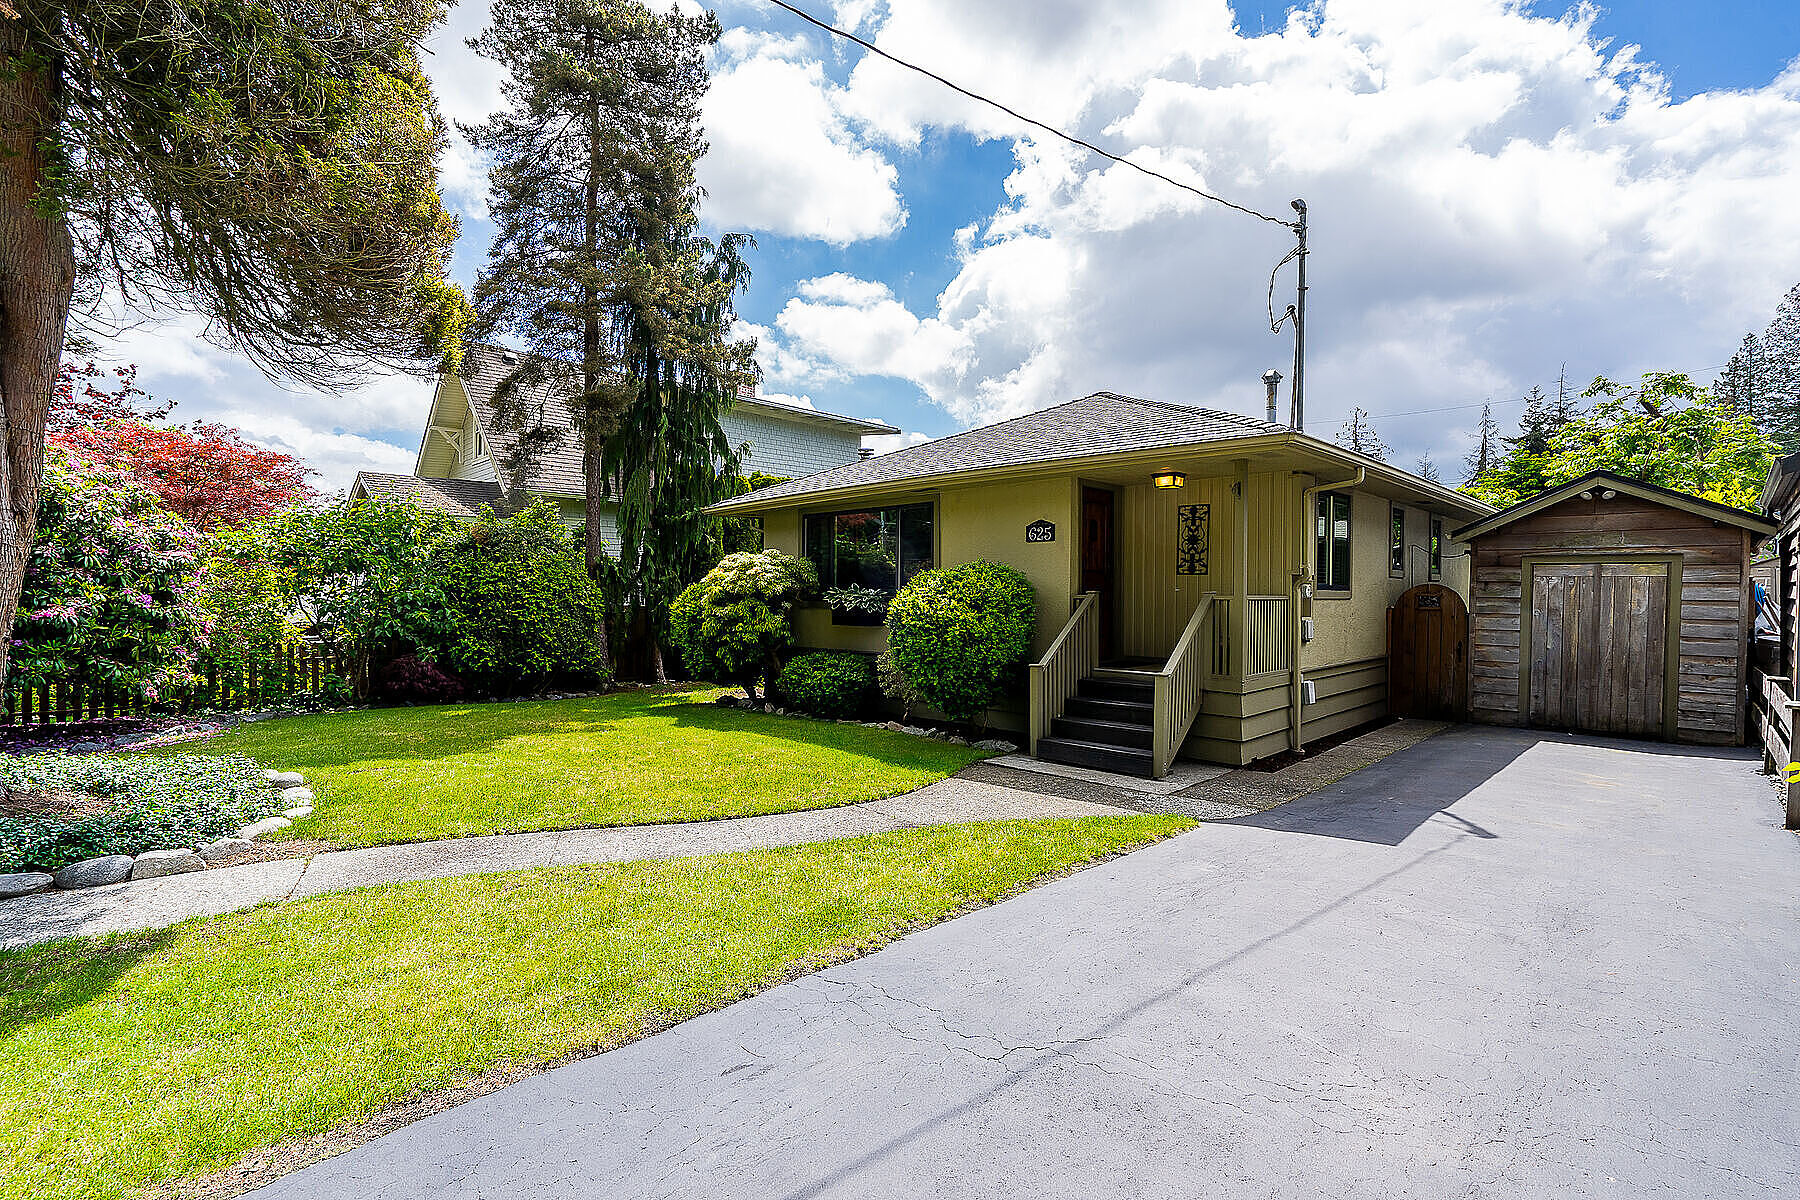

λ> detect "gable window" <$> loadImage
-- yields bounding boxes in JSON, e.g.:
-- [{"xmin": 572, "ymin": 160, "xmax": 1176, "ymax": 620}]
[
  {"xmin": 1389, "ymin": 503, "xmax": 1406, "ymax": 577},
  {"xmin": 1315, "ymin": 492, "xmax": 1353, "ymax": 593},
  {"xmin": 1429, "ymin": 517, "xmax": 1444, "ymax": 581},
  {"xmin": 804, "ymin": 503, "xmax": 935, "ymax": 598}
]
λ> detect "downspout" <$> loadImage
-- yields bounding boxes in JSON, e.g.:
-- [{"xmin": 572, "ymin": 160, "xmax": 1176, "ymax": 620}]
[{"xmin": 1291, "ymin": 467, "xmax": 1365, "ymax": 752}]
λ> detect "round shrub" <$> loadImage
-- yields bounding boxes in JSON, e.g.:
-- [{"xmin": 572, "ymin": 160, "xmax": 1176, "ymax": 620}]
[
  {"xmin": 885, "ymin": 561, "xmax": 1036, "ymax": 721},
  {"xmin": 0, "ymin": 754, "xmax": 282, "ymax": 873},
  {"xmin": 775, "ymin": 652, "xmax": 877, "ymax": 719},
  {"xmin": 668, "ymin": 549, "xmax": 816, "ymax": 700},
  {"xmin": 428, "ymin": 503, "xmax": 609, "ymax": 693}
]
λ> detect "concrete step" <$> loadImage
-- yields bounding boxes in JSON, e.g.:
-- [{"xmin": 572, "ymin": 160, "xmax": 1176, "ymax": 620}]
[
  {"xmin": 1052, "ymin": 715, "xmax": 1153, "ymax": 749},
  {"xmin": 1035, "ymin": 736, "xmax": 1155, "ymax": 778}
]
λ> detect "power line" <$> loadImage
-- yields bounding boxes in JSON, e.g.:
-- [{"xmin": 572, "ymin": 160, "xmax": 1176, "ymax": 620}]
[{"xmin": 761, "ymin": 0, "xmax": 1295, "ymax": 230}]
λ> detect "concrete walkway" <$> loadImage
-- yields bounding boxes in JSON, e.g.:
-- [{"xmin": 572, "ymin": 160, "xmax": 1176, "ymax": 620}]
[
  {"xmin": 0, "ymin": 778, "xmax": 1124, "ymax": 949},
  {"xmin": 247, "ymin": 726, "xmax": 1800, "ymax": 1199}
]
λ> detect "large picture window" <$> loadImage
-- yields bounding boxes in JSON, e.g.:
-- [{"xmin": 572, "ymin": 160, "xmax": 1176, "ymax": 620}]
[
  {"xmin": 1316, "ymin": 492, "xmax": 1353, "ymax": 593},
  {"xmin": 804, "ymin": 503, "xmax": 935, "ymax": 596}
]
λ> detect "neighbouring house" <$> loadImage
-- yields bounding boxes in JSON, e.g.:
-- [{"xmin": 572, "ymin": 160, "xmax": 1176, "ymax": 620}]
[
  {"xmin": 1455, "ymin": 470, "xmax": 1772, "ymax": 746},
  {"xmin": 351, "ymin": 347, "xmax": 898, "ymax": 548},
  {"xmin": 710, "ymin": 390, "xmax": 1492, "ymax": 776}
]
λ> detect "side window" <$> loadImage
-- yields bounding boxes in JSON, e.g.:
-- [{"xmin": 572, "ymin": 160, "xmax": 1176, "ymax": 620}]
[
  {"xmin": 1315, "ymin": 491, "xmax": 1353, "ymax": 593},
  {"xmin": 1429, "ymin": 517, "xmax": 1444, "ymax": 581},
  {"xmin": 1389, "ymin": 503, "xmax": 1405, "ymax": 577}
]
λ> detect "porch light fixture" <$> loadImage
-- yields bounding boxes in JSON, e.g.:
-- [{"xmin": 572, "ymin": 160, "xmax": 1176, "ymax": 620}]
[{"xmin": 1154, "ymin": 471, "xmax": 1187, "ymax": 490}]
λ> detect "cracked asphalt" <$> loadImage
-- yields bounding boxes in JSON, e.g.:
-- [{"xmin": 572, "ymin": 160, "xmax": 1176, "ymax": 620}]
[{"xmin": 247, "ymin": 725, "xmax": 1800, "ymax": 1199}]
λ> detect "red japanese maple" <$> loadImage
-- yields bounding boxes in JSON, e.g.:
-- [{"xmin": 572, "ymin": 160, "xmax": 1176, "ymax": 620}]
[{"xmin": 51, "ymin": 420, "xmax": 316, "ymax": 530}]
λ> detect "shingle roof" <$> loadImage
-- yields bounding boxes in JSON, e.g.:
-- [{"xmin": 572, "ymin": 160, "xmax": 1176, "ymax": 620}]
[
  {"xmin": 456, "ymin": 347, "xmax": 896, "ymax": 498},
  {"xmin": 352, "ymin": 471, "xmax": 506, "ymax": 519},
  {"xmin": 712, "ymin": 392, "xmax": 1288, "ymax": 511}
]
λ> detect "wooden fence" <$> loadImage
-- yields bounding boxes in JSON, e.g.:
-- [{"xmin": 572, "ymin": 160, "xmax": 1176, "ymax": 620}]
[
  {"xmin": 1749, "ymin": 667, "xmax": 1800, "ymax": 831},
  {"xmin": 3, "ymin": 646, "xmax": 357, "ymax": 728}
]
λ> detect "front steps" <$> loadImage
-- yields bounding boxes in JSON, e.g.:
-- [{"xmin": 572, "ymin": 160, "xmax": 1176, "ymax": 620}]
[{"xmin": 1036, "ymin": 676, "xmax": 1156, "ymax": 777}]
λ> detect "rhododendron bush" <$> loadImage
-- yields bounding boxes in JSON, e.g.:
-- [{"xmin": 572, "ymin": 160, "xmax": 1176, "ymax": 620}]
[{"xmin": 13, "ymin": 450, "xmax": 210, "ymax": 701}]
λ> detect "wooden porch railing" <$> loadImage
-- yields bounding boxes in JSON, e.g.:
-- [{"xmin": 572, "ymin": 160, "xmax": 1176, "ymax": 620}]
[
  {"xmin": 1207, "ymin": 595, "xmax": 1290, "ymax": 678},
  {"xmin": 1028, "ymin": 592, "xmax": 1100, "ymax": 757},
  {"xmin": 1751, "ymin": 668, "xmax": 1800, "ymax": 830},
  {"xmin": 1152, "ymin": 592, "xmax": 1217, "ymax": 778},
  {"xmin": 1245, "ymin": 595, "xmax": 1291, "ymax": 676}
]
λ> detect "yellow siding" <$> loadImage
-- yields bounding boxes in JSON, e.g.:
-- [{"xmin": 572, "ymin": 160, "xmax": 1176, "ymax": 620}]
[
  {"xmin": 1114, "ymin": 469, "xmax": 1297, "ymax": 659},
  {"xmin": 938, "ymin": 477, "xmax": 1078, "ymax": 657}
]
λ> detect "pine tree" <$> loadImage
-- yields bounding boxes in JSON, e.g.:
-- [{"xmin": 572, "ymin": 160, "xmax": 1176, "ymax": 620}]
[
  {"xmin": 1415, "ymin": 454, "xmax": 1441, "ymax": 483},
  {"xmin": 465, "ymin": 0, "xmax": 754, "ymax": 679},
  {"xmin": 1761, "ymin": 283, "xmax": 1800, "ymax": 451},
  {"xmin": 1462, "ymin": 402, "xmax": 1501, "ymax": 484},
  {"xmin": 1335, "ymin": 407, "xmax": 1389, "ymax": 460},
  {"xmin": 1713, "ymin": 333, "xmax": 1765, "ymax": 421}
]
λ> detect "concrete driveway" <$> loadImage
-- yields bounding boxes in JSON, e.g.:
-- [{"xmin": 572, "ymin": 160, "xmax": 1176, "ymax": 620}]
[{"xmin": 251, "ymin": 726, "xmax": 1800, "ymax": 1199}]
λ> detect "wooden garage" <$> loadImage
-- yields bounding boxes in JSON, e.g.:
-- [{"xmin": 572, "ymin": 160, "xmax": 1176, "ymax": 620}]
[{"xmin": 1453, "ymin": 471, "xmax": 1774, "ymax": 745}]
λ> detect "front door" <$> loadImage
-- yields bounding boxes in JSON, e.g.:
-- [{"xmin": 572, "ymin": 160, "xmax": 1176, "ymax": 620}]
[{"xmin": 1081, "ymin": 487, "xmax": 1116, "ymax": 660}]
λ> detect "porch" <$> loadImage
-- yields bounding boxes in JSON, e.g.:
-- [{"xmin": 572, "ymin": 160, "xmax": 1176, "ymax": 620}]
[{"xmin": 1028, "ymin": 456, "xmax": 1301, "ymax": 778}]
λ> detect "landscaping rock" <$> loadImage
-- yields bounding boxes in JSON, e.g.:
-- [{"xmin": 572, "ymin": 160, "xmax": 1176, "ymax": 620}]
[
  {"xmin": 763, "ymin": 703, "xmax": 776, "ymax": 714},
  {"xmin": 130, "ymin": 848, "xmax": 205, "ymax": 880},
  {"xmin": 52, "ymin": 854, "xmax": 134, "ymax": 889},
  {"xmin": 899, "ymin": 725, "xmax": 930, "ymax": 738},
  {"xmin": 197, "ymin": 837, "xmax": 253, "ymax": 863},
  {"xmin": 280, "ymin": 785, "xmax": 315, "ymax": 806},
  {"xmin": 267, "ymin": 770, "xmax": 305, "ymax": 788},
  {"xmin": 0, "ymin": 872, "xmax": 54, "ymax": 899},
  {"xmin": 884, "ymin": 721, "xmax": 905, "ymax": 732},
  {"xmin": 283, "ymin": 805, "xmax": 313, "ymax": 820},
  {"xmin": 238, "ymin": 816, "xmax": 293, "ymax": 840},
  {"xmin": 972, "ymin": 738, "xmax": 1018, "ymax": 753},
  {"xmin": 714, "ymin": 695, "xmax": 738, "ymax": 707}
]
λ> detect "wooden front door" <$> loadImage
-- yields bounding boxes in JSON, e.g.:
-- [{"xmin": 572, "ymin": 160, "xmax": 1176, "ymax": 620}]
[
  {"xmin": 1527, "ymin": 561, "xmax": 1670, "ymax": 737},
  {"xmin": 1081, "ymin": 487, "xmax": 1116, "ymax": 659},
  {"xmin": 1389, "ymin": 584, "xmax": 1469, "ymax": 720}
]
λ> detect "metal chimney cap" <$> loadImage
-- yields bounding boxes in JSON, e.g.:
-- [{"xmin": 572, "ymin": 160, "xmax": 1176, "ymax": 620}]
[{"xmin": 1262, "ymin": 368, "xmax": 1284, "ymax": 385}]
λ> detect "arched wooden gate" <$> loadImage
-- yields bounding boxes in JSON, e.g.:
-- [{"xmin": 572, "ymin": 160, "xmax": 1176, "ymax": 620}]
[{"xmin": 1388, "ymin": 583, "xmax": 1470, "ymax": 721}]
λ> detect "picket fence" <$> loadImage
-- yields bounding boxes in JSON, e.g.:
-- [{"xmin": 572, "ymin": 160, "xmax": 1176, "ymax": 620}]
[{"xmin": 2, "ymin": 645, "xmax": 358, "ymax": 728}]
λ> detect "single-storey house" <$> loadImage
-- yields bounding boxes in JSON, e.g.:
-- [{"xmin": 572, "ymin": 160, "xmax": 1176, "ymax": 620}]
[
  {"xmin": 1454, "ymin": 471, "xmax": 1772, "ymax": 745},
  {"xmin": 710, "ymin": 391, "xmax": 1492, "ymax": 776},
  {"xmin": 351, "ymin": 346, "xmax": 898, "ymax": 549}
]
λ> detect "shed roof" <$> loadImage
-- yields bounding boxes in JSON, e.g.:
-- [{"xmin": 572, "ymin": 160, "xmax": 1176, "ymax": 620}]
[{"xmin": 1450, "ymin": 470, "xmax": 1776, "ymax": 541}]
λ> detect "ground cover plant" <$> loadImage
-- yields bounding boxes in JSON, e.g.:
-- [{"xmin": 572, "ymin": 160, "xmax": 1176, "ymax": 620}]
[
  {"xmin": 0, "ymin": 815, "xmax": 1191, "ymax": 1200},
  {"xmin": 151, "ymin": 687, "xmax": 984, "ymax": 849},
  {"xmin": 0, "ymin": 754, "xmax": 277, "ymax": 873}
]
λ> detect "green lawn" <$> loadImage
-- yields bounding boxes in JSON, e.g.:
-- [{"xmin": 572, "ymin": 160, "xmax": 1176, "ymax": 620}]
[
  {"xmin": 157, "ymin": 687, "xmax": 986, "ymax": 849},
  {"xmin": 0, "ymin": 816, "xmax": 1190, "ymax": 1200}
]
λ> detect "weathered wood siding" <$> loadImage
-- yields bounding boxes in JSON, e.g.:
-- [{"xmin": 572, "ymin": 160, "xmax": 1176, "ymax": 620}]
[{"xmin": 1469, "ymin": 493, "xmax": 1752, "ymax": 745}]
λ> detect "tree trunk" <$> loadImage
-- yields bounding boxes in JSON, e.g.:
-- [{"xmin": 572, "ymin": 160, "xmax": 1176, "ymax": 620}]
[
  {"xmin": 650, "ymin": 640, "xmax": 667, "ymax": 686},
  {"xmin": 579, "ymin": 32, "xmax": 610, "ymax": 677},
  {"xmin": 0, "ymin": 27, "xmax": 75, "ymax": 693}
]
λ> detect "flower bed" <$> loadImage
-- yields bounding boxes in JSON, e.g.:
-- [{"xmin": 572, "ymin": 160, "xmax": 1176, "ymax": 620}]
[{"xmin": 0, "ymin": 754, "xmax": 282, "ymax": 873}]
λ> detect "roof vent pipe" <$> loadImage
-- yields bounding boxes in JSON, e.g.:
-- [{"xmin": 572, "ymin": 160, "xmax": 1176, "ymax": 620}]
[
  {"xmin": 1262, "ymin": 369, "xmax": 1283, "ymax": 425},
  {"xmin": 858, "ymin": 447, "xmax": 875, "ymax": 460}
]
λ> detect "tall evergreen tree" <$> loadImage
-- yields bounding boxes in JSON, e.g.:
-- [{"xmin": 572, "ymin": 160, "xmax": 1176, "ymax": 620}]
[
  {"xmin": 1335, "ymin": 407, "xmax": 1389, "ymax": 460},
  {"xmin": 1462, "ymin": 402, "xmax": 1502, "ymax": 484},
  {"xmin": 465, "ymin": 0, "xmax": 753, "ymax": 678},
  {"xmin": 1713, "ymin": 333, "xmax": 1766, "ymax": 422},
  {"xmin": 1761, "ymin": 283, "xmax": 1800, "ymax": 450},
  {"xmin": 0, "ymin": 0, "xmax": 464, "ymax": 688},
  {"xmin": 1415, "ymin": 454, "xmax": 1441, "ymax": 483}
]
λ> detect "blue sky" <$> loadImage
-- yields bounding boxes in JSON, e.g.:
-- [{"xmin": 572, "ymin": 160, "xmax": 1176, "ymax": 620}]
[{"xmin": 116, "ymin": 0, "xmax": 1800, "ymax": 489}]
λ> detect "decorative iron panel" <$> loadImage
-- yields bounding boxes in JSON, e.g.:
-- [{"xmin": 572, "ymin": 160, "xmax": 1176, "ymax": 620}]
[{"xmin": 1177, "ymin": 503, "xmax": 1210, "ymax": 575}]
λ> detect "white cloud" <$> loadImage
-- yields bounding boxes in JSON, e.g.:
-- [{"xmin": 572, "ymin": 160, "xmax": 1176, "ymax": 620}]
[
  {"xmin": 864, "ymin": 430, "xmax": 933, "ymax": 455},
  {"xmin": 754, "ymin": 0, "xmax": 1800, "ymax": 463},
  {"xmin": 700, "ymin": 42, "xmax": 906, "ymax": 244},
  {"xmin": 216, "ymin": 411, "xmax": 417, "ymax": 495}
]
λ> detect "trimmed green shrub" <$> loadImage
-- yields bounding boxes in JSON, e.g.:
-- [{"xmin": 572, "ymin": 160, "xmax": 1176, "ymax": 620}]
[
  {"xmin": 427, "ymin": 502, "xmax": 609, "ymax": 693},
  {"xmin": 668, "ymin": 549, "xmax": 816, "ymax": 700},
  {"xmin": 0, "ymin": 754, "xmax": 282, "ymax": 873},
  {"xmin": 885, "ymin": 561, "xmax": 1036, "ymax": 721},
  {"xmin": 775, "ymin": 652, "xmax": 877, "ymax": 718}
]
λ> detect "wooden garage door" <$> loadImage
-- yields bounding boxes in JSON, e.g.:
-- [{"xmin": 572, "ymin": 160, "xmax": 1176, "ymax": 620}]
[{"xmin": 1528, "ymin": 561, "xmax": 1669, "ymax": 737}]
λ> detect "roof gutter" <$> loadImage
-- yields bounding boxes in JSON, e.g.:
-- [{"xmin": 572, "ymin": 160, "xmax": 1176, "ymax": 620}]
[{"xmin": 1291, "ymin": 467, "xmax": 1365, "ymax": 754}]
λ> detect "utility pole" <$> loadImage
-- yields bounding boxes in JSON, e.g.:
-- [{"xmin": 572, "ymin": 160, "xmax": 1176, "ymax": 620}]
[{"xmin": 1289, "ymin": 199, "xmax": 1308, "ymax": 432}]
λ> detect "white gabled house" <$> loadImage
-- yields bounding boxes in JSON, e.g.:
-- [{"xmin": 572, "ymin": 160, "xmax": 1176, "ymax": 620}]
[{"xmin": 352, "ymin": 347, "xmax": 898, "ymax": 550}]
